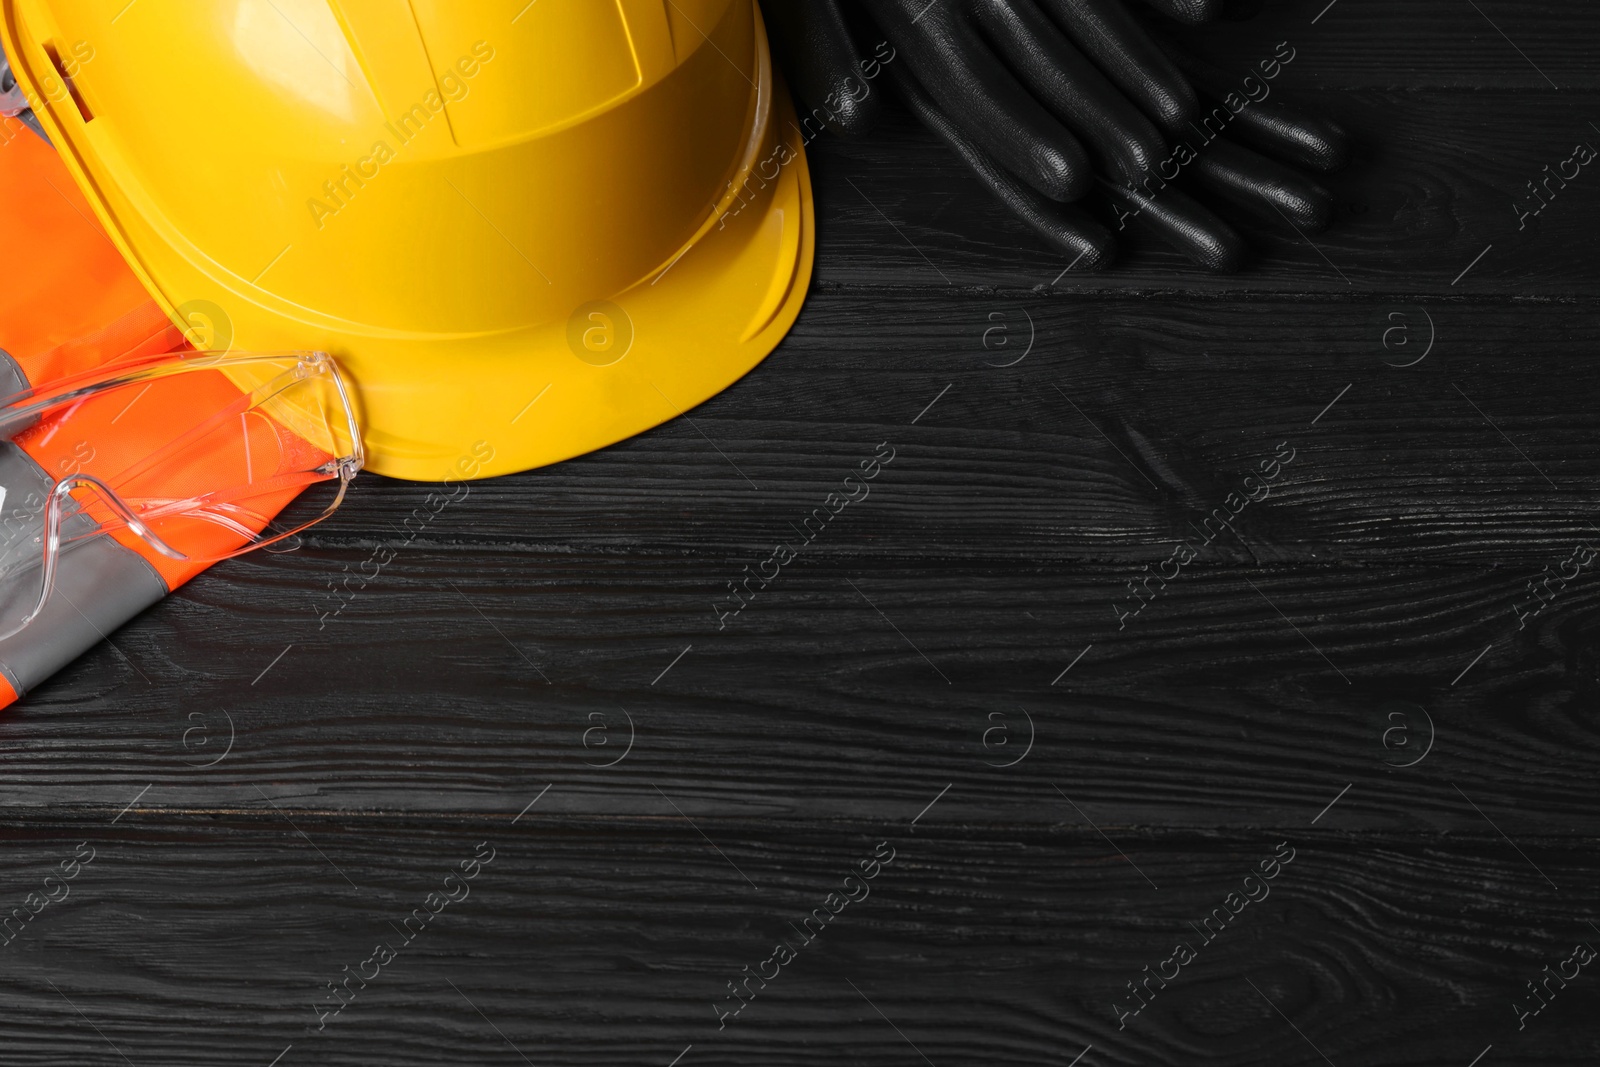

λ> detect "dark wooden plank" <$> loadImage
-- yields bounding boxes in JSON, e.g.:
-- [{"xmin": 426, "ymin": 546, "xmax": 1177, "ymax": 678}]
[
  {"xmin": 283, "ymin": 292, "xmax": 1600, "ymax": 566},
  {"xmin": 1180, "ymin": 0, "xmax": 1600, "ymax": 90},
  {"xmin": 0, "ymin": 815, "xmax": 1589, "ymax": 1066},
  {"xmin": 807, "ymin": 90, "xmax": 1600, "ymax": 293},
  {"xmin": 6, "ymin": 547, "xmax": 1599, "ymax": 833}
]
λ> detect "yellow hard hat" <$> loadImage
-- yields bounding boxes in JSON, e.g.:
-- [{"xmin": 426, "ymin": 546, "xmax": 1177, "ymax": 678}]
[{"xmin": 0, "ymin": 0, "xmax": 813, "ymax": 480}]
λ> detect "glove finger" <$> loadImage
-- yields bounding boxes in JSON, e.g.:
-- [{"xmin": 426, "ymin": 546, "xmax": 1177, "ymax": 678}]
[
  {"xmin": 1137, "ymin": 0, "xmax": 1226, "ymax": 23},
  {"xmin": 862, "ymin": 0, "xmax": 1094, "ymax": 201},
  {"xmin": 1148, "ymin": 34, "xmax": 1351, "ymax": 172},
  {"xmin": 1221, "ymin": 99, "xmax": 1350, "ymax": 173},
  {"xmin": 884, "ymin": 59, "xmax": 1115, "ymax": 268},
  {"xmin": 970, "ymin": 0, "xmax": 1168, "ymax": 186},
  {"xmin": 1098, "ymin": 177, "xmax": 1244, "ymax": 271},
  {"xmin": 1035, "ymin": 0, "xmax": 1199, "ymax": 134},
  {"xmin": 760, "ymin": 0, "xmax": 887, "ymax": 138},
  {"xmin": 1187, "ymin": 137, "xmax": 1333, "ymax": 231}
]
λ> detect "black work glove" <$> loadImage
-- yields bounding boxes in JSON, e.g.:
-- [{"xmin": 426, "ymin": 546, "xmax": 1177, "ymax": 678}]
[{"xmin": 762, "ymin": 0, "xmax": 1349, "ymax": 272}]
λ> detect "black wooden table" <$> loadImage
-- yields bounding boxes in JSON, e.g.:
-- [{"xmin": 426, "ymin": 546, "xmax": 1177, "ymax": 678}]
[{"xmin": 5, "ymin": 2, "xmax": 1598, "ymax": 1064}]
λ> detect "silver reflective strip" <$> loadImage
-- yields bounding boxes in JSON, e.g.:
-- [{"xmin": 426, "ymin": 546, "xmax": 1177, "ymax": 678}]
[
  {"xmin": 0, "ymin": 443, "xmax": 168, "ymax": 695},
  {"xmin": 0, "ymin": 440, "xmax": 94, "ymax": 566},
  {"xmin": 0, "ymin": 535, "xmax": 167, "ymax": 695},
  {"xmin": 0, "ymin": 348, "xmax": 27, "ymax": 403}
]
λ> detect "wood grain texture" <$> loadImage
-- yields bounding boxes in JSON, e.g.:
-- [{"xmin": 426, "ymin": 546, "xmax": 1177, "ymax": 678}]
[
  {"xmin": 6, "ymin": 2, "xmax": 1600, "ymax": 1063},
  {"xmin": 1180, "ymin": 0, "xmax": 1600, "ymax": 89},
  {"xmin": 269, "ymin": 292, "xmax": 1600, "ymax": 566},
  {"xmin": 6, "ymin": 549, "xmax": 1600, "ymax": 836},
  {"xmin": 0, "ymin": 818, "xmax": 1592, "ymax": 1067}
]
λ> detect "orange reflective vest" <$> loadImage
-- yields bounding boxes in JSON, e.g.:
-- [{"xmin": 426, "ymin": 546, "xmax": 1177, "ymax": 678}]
[{"xmin": 0, "ymin": 118, "xmax": 313, "ymax": 704}]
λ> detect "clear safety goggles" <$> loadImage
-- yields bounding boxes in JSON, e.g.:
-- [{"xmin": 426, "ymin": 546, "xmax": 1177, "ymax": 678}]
[{"xmin": 0, "ymin": 350, "xmax": 362, "ymax": 640}]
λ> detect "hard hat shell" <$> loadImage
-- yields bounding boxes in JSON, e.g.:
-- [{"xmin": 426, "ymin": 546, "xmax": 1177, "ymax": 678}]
[{"xmin": 0, "ymin": 0, "xmax": 813, "ymax": 480}]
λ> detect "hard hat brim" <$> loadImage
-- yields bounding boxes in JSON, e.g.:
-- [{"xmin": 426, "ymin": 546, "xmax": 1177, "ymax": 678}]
[{"xmin": 358, "ymin": 83, "xmax": 815, "ymax": 482}]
